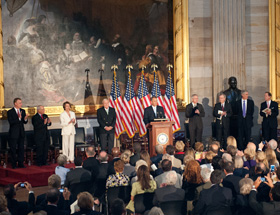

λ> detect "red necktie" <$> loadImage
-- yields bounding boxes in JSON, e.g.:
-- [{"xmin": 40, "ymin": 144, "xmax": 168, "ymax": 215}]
[
  {"xmin": 41, "ymin": 114, "xmax": 44, "ymax": 120},
  {"xmin": 17, "ymin": 109, "xmax": 20, "ymax": 118}
]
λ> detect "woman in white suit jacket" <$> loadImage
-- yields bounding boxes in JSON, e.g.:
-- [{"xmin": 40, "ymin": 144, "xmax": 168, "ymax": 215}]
[{"xmin": 60, "ymin": 101, "xmax": 76, "ymax": 162}]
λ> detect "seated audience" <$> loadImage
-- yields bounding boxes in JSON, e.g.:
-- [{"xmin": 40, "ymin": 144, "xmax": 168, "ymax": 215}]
[
  {"xmin": 147, "ymin": 207, "xmax": 164, "ymax": 215},
  {"xmin": 226, "ymin": 145, "xmax": 238, "ymax": 159},
  {"xmin": 131, "ymin": 160, "xmax": 154, "ymax": 185},
  {"xmin": 130, "ymin": 142, "xmax": 141, "ymax": 166},
  {"xmin": 106, "ymin": 160, "xmax": 130, "ymax": 189},
  {"xmin": 82, "ymin": 146, "xmax": 99, "ymax": 174},
  {"xmin": 244, "ymin": 147, "xmax": 256, "ymax": 169},
  {"xmin": 108, "ymin": 147, "xmax": 121, "ymax": 173},
  {"xmin": 166, "ymin": 145, "xmax": 182, "ymax": 168},
  {"xmin": 235, "ymin": 178, "xmax": 255, "ymax": 215},
  {"xmin": 249, "ymin": 175, "xmax": 280, "ymax": 215},
  {"xmin": 126, "ymin": 165, "xmax": 156, "ymax": 213},
  {"xmin": 140, "ymin": 151, "xmax": 152, "ymax": 172},
  {"xmin": 4, "ymin": 182, "xmax": 35, "ymax": 215},
  {"xmin": 64, "ymin": 157, "xmax": 91, "ymax": 200},
  {"xmin": 155, "ymin": 154, "xmax": 182, "ymax": 176},
  {"xmin": 194, "ymin": 142, "xmax": 204, "ymax": 162},
  {"xmin": 222, "ymin": 161, "xmax": 242, "ymax": 197},
  {"xmin": 212, "ymin": 156, "xmax": 222, "ymax": 170},
  {"xmin": 55, "ymin": 154, "xmax": 70, "ymax": 186},
  {"xmin": 256, "ymin": 151, "xmax": 269, "ymax": 169},
  {"xmin": 265, "ymin": 149, "xmax": 279, "ymax": 167},
  {"xmin": 193, "ymin": 170, "xmax": 233, "ymax": 215},
  {"xmin": 0, "ymin": 195, "xmax": 9, "ymax": 215},
  {"xmin": 233, "ymin": 156, "xmax": 249, "ymax": 178},
  {"xmin": 35, "ymin": 174, "xmax": 73, "ymax": 212},
  {"xmin": 155, "ymin": 159, "xmax": 182, "ymax": 188},
  {"xmin": 182, "ymin": 154, "xmax": 194, "ymax": 170},
  {"xmin": 182, "ymin": 160, "xmax": 203, "ymax": 213},
  {"xmin": 151, "ymin": 145, "xmax": 164, "ymax": 167},
  {"xmin": 193, "ymin": 167, "xmax": 212, "ymax": 203},
  {"xmin": 120, "ymin": 152, "xmax": 135, "ymax": 177},
  {"xmin": 43, "ymin": 188, "xmax": 70, "ymax": 215},
  {"xmin": 227, "ymin": 136, "xmax": 237, "ymax": 148},
  {"xmin": 200, "ymin": 151, "xmax": 215, "ymax": 171},
  {"xmin": 72, "ymin": 192, "xmax": 101, "ymax": 215},
  {"xmin": 153, "ymin": 171, "xmax": 185, "ymax": 206},
  {"xmin": 110, "ymin": 199, "xmax": 126, "ymax": 215},
  {"xmin": 185, "ymin": 148, "xmax": 195, "ymax": 159},
  {"xmin": 174, "ymin": 141, "xmax": 185, "ymax": 163}
]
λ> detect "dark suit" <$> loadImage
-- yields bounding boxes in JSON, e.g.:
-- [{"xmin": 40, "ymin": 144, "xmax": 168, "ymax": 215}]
[
  {"xmin": 43, "ymin": 205, "xmax": 70, "ymax": 215},
  {"xmin": 153, "ymin": 185, "xmax": 185, "ymax": 206},
  {"xmin": 129, "ymin": 153, "xmax": 140, "ymax": 166},
  {"xmin": 7, "ymin": 108, "xmax": 28, "ymax": 168},
  {"xmin": 213, "ymin": 102, "xmax": 233, "ymax": 149},
  {"xmin": 143, "ymin": 105, "xmax": 165, "ymax": 125},
  {"xmin": 7, "ymin": 192, "xmax": 35, "ymax": 215},
  {"xmin": 260, "ymin": 100, "xmax": 279, "ymax": 141},
  {"xmin": 193, "ymin": 184, "xmax": 233, "ymax": 215},
  {"xmin": 97, "ymin": 107, "xmax": 116, "ymax": 153},
  {"xmin": 237, "ymin": 99, "xmax": 254, "ymax": 150},
  {"xmin": 222, "ymin": 174, "xmax": 242, "ymax": 197},
  {"xmin": 32, "ymin": 113, "xmax": 51, "ymax": 165},
  {"xmin": 185, "ymin": 103, "xmax": 205, "ymax": 147},
  {"xmin": 249, "ymin": 190, "xmax": 280, "ymax": 215}
]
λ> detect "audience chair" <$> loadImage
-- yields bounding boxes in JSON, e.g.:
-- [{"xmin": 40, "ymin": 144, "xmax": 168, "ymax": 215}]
[
  {"xmin": 159, "ymin": 200, "xmax": 187, "ymax": 215},
  {"xmin": 134, "ymin": 192, "xmax": 155, "ymax": 214},
  {"xmin": 49, "ymin": 129, "xmax": 62, "ymax": 161},
  {"xmin": 75, "ymin": 127, "xmax": 89, "ymax": 158},
  {"xmin": 106, "ymin": 186, "xmax": 131, "ymax": 214}
]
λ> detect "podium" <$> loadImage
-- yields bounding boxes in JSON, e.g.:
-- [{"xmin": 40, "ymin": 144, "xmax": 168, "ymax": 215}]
[{"xmin": 148, "ymin": 121, "xmax": 175, "ymax": 156}]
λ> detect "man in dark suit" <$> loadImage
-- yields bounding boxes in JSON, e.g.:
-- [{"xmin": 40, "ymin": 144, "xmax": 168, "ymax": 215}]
[
  {"xmin": 7, "ymin": 98, "xmax": 29, "ymax": 169},
  {"xmin": 64, "ymin": 157, "xmax": 91, "ymax": 200},
  {"xmin": 153, "ymin": 171, "xmax": 185, "ymax": 206},
  {"xmin": 32, "ymin": 105, "xmax": 52, "ymax": 166},
  {"xmin": 97, "ymin": 98, "xmax": 116, "ymax": 154},
  {"xmin": 260, "ymin": 92, "xmax": 279, "ymax": 142},
  {"xmin": 249, "ymin": 177, "xmax": 280, "ymax": 215},
  {"xmin": 83, "ymin": 146, "xmax": 99, "ymax": 174},
  {"xmin": 237, "ymin": 91, "xmax": 254, "ymax": 150},
  {"xmin": 185, "ymin": 94, "xmax": 205, "ymax": 147},
  {"xmin": 4, "ymin": 182, "xmax": 35, "ymax": 215},
  {"xmin": 129, "ymin": 142, "xmax": 141, "ymax": 166},
  {"xmin": 194, "ymin": 170, "xmax": 233, "ymax": 215},
  {"xmin": 44, "ymin": 188, "xmax": 70, "ymax": 215},
  {"xmin": 213, "ymin": 93, "xmax": 233, "ymax": 149},
  {"xmin": 144, "ymin": 96, "xmax": 165, "ymax": 125},
  {"xmin": 222, "ymin": 161, "xmax": 242, "ymax": 198}
]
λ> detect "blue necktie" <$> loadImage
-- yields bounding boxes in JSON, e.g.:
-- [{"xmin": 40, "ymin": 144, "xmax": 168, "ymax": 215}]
[{"xmin": 243, "ymin": 100, "xmax": 246, "ymax": 118}]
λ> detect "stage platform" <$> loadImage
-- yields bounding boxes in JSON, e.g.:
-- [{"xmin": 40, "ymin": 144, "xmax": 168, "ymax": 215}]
[{"xmin": 0, "ymin": 163, "xmax": 75, "ymax": 187}]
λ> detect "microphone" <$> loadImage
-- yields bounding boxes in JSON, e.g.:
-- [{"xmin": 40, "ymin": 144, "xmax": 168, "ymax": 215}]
[
  {"xmin": 159, "ymin": 112, "xmax": 163, "ymax": 118},
  {"xmin": 156, "ymin": 112, "xmax": 159, "ymax": 119},
  {"xmin": 85, "ymin": 68, "xmax": 90, "ymax": 72}
]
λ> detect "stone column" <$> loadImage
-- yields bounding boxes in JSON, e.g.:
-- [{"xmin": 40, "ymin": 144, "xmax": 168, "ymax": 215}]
[
  {"xmin": 173, "ymin": 0, "xmax": 190, "ymax": 106},
  {"xmin": 212, "ymin": 0, "xmax": 246, "ymax": 102}
]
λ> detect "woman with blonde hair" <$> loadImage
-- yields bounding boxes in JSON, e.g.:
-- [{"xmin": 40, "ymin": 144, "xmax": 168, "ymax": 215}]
[
  {"xmin": 120, "ymin": 153, "xmax": 135, "ymax": 177},
  {"xmin": 140, "ymin": 151, "xmax": 152, "ymax": 172},
  {"xmin": 227, "ymin": 136, "xmax": 237, "ymax": 148},
  {"xmin": 233, "ymin": 156, "xmax": 249, "ymax": 178},
  {"xmin": 184, "ymin": 148, "xmax": 195, "ymax": 159},
  {"xmin": 175, "ymin": 141, "xmax": 185, "ymax": 162},
  {"xmin": 265, "ymin": 149, "xmax": 279, "ymax": 167},
  {"xmin": 243, "ymin": 148, "xmax": 256, "ymax": 169},
  {"xmin": 256, "ymin": 151, "xmax": 269, "ymax": 168}
]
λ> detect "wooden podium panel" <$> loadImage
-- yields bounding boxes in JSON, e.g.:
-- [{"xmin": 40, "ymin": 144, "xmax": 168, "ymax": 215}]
[{"xmin": 148, "ymin": 121, "xmax": 174, "ymax": 157}]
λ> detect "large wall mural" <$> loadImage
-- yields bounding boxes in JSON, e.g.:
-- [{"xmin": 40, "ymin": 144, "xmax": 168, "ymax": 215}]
[{"xmin": 2, "ymin": 0, "xmax": 173, "ymax": 107}]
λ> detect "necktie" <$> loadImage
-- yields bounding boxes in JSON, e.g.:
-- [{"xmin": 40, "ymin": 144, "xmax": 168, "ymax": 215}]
[
  {"xmin": 222, "ymin": 104, "xmax": 224, "ymax": 111},
  {"xmin": 243, "ymin": 100, "xmax": 246, "ymax": 118},
  {"xmin": 17, "ymin": 109, "xmax": 20, "ymax": 118},
  {"xmin": 41, "ymin": 114, "xmax": 44, "ymax": 120},
  {"xmin": 267, "ymin": 102, "xmax": 269, "ymax": 108}
]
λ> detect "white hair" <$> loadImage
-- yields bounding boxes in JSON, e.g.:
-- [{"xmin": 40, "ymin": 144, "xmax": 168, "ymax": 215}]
[
  {"xmin": 268, "ymin": 139, "xmax": 278, "ymax": 150},
  {"xmin": 201, "ymin": 167, "xmax": 211, "ymax": 182},
  {"xmin": 165, "ymin": 171, "xmax": 177, "ymax": 185},
  {"xmin": 37, "ymin": 105, "xmax": 43, "ymax": 111},
  {"xmin": 102, "ymin": 98, "xmax": 109, "ymax": 103},
  {"xmin": 222, "ymin": 153, "xmax": 232, "ymax": 162}
]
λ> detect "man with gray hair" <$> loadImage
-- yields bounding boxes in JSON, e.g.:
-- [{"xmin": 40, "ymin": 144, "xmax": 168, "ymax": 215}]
[
  {"xmin": 185, "ymin": 94, "xmax": 205, "ymax": 147},
  {"xmin": 83, "ymin": 146, "xmax": 99, "ymax": 175},
  {"xmin": 237, "ymin": 90, "xmax": 254, "ymax": 150},
  {"xmin": 194, "ymin": 168, "xmax": 212, "ymax": 202},
  {"xmin": 153, "ymin": 170, "xmax": 185, "ymax": 206},
  {"xmin": 151, "ymin": 145, "xmax": 164, "ymax": 167},
  {"xmin": 213, "ymin": 93, "xmax": 233, "ymax": 149},
  {"xmin": 97, "ymin": 98, "xmax": 116, "ymax": 153},
  {"xmin": 32, "ymin": 105, "xmax": 52, "ymax": 166}
]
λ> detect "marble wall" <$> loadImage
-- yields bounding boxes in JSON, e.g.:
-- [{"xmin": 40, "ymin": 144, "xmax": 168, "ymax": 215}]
[{"xmin": 188, "ymin": 0, "xmax": 270, "ymax": 139}]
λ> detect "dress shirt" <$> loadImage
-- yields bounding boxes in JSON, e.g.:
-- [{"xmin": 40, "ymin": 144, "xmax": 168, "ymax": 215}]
[{"xmin": 152, "ymin": 106, "xmax": 157, "ymax": 116}]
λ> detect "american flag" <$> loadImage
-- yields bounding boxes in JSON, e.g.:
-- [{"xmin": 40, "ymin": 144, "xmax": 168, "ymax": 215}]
[
  {"xmin": 151, "ymin": 72, "xmax": 164, "ymax": 108},
  {"xmin": 164, "ymin": 71, "xmax": 181, "ymax": 132},
  {"xmin": 135, "ymin": 71, "xmax": 151, "ymax": 136},
  {"xmin": 109, "ymin": 71, "xmax": 125, "ymax": 138},
  {"xmin": 122, "ymin": 71, "xmax": 137, "ymax": 138}
]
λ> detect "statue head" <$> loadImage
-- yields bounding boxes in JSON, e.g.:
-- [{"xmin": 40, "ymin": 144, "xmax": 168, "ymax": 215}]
[{"xmin": 228, "ymin": 77, "xmax": 237, "ymax": 90}]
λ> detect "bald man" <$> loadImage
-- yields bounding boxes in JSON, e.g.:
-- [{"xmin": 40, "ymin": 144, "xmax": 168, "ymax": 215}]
[{"xmin": 97, "ymin": 99, "xmax": 116, "ymax": 153}]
